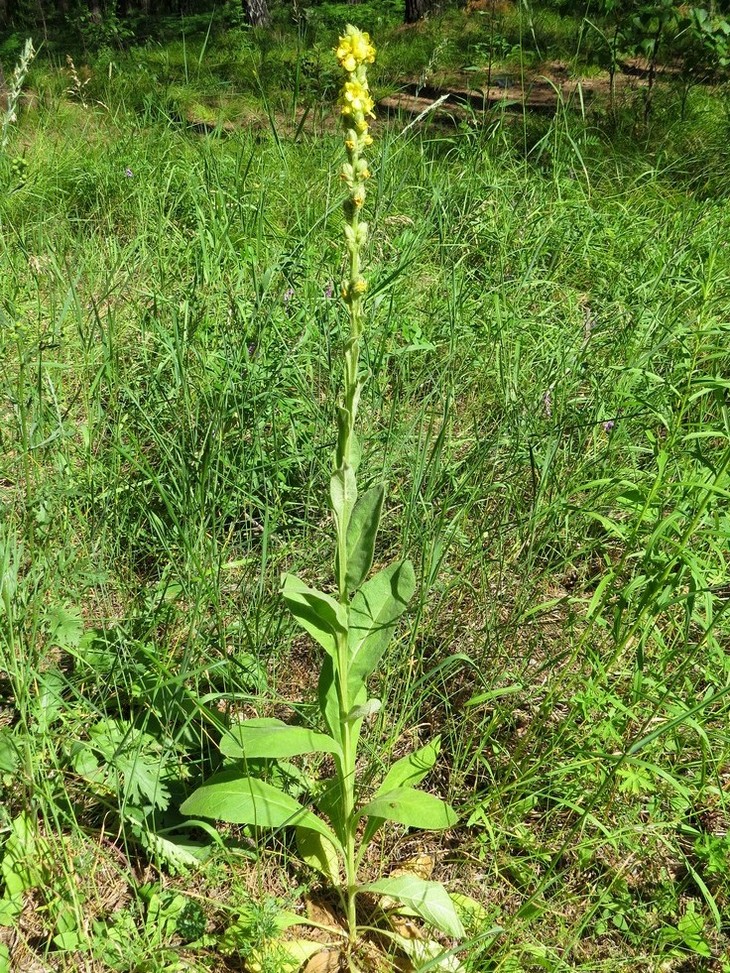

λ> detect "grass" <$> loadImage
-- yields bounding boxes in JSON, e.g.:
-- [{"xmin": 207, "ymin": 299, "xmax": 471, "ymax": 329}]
[{"xmin": 1, "ymin": 7, "xmax": 730, "ymax": 972}]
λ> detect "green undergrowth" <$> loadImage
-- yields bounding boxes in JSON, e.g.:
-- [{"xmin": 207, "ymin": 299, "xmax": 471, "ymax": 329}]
[
  {"xmin": 2, "ymin": 3, "xmax": 636, "ymax": 125},
  {"xmin": 1, "ymin": 45, "xmax": 730, "ymax": 973}
]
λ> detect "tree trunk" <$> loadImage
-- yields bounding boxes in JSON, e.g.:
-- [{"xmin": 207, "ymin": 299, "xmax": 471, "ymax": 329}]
[
  {"xmin": 244, "ymin": 0, "xmax": 270, "ymax": 26},
  {"xmin": 405, "ymin": 0, "xmax": 429, "ymax": 23}
]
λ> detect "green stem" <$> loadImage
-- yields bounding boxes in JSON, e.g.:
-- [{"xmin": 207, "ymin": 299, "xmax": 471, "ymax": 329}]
[
  {"xmin": 335, "ymin": 135, "xmax": 366, "ymax": 949},
  {"xmin": 341, "ymin": 706, "xmax": 358, "ymax": 942}
]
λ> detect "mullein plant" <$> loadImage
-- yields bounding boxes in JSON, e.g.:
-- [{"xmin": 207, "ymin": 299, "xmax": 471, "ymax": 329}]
[{"xmin": 182, "ymin": 27, "xmax": 467, "ymax": 970}]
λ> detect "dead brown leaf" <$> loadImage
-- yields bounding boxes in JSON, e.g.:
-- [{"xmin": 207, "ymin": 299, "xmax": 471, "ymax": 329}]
[{"xmin": 302, "ymin": 949, "xmax": 343, "ymax": 972}]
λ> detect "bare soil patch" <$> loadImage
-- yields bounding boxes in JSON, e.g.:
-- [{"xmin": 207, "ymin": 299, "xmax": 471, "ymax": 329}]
[{"xmin": 378, "ymin": 63, "xmax": 652, "ymax": 122}]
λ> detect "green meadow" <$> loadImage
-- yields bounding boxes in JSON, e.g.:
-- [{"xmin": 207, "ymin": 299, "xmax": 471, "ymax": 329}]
[{"xmin": 1, "ymin": 4, "xmax": 730, "ymax": 970}]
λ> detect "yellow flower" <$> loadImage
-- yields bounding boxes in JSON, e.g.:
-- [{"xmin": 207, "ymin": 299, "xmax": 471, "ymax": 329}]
[
  {"xmin": 336, "ymin": 25, "xmax": 376, "ymax": 73},
  {"xmin": 340, "ymin": 80, "xmax": 375, "ymax": 118}
]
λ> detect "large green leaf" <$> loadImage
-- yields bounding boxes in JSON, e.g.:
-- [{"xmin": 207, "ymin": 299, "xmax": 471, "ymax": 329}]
[
  {"xmin": 330, "ymin": 464, "xmax": 358, "ymax": 533},
  {"xmin": 362, "ymin": 737, "xmax": 442, "ymax": 848},
  {"xmin": 180, "ymin": 771, "xmax": 340, "ymax": 848},
  {"xmin": 347, "ymin": 560, "xmax": 416, "ymax": 699},
  {"xmin": 295, "ymin": 827, "xmax": 341, "ymax": 885},
  {"xmin": 344, "ymin": 483, "xmax": 385, "ymax": 593},
  {"xmin": 376, "ymin": 736, "xmax": 441, "ymax": 795},
  {"xmin": 364, "ymin": 874, "xmax": 465, "ymax": 938},
  {"xmin": 359, "ymin": 787, "xmax": 457, "ymax": 831},
  {"xmin": 281, "ymin": 574, "xmax": 347, "ymax": 660},
  {"xmin": 317, "ymin": 658, "xmax": 366, "ymax": 756},
  {"xmin": 220, "ymin": 718, "xmax": 342, "ymax": 761},
  {"xmin": 313, "ymin": 777, "xmax": 346, "ymax": 844},
  {"xmin": 317, "ymin": 657, "xmax": 342, "ymax": 750},
  {"xmin": 335, "ymin": 399, "xmax": 362, "ymax": 470}
]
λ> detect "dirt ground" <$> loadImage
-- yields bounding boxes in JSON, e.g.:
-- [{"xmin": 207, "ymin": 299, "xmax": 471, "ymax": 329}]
[{"xmin": 377, "ymin": 58, "xmax": 668, "ymax": 122}]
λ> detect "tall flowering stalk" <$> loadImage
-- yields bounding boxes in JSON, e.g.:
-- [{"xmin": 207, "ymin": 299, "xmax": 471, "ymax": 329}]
[
  {"xmin": 332, "ymin": 27, "xmax": 377, "ymax": 620},
  {"xmin": 331, "ymin": 25, "xmax": 379, "ymax": 941},
  {"xmin": 182, "ymin": 27, "xmax": 465, "ymax": 968}
]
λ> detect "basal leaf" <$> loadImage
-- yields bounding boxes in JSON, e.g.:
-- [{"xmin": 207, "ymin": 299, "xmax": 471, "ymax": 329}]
[
  {"xmin": 221, "ymin": 718, "xmax": 342, "ymax": 761},
  {"xmin": 180, "ymin": 771, "xmax": 340, "ymax": 848},
  {"xmin": 344, "ymin": 483, "xmax": 385, "ymax": 593},
  {"xmin": 359, "ymin": 786, "xmax": 457, "ymax": 831},
  {"xmin": 281, "ymin": 574, "xmax": 347, "ymax": 660},
  {"xmin": 347, "ymin": 560, "xmax": 415, "ymax": 699},
  {"xmin": 363, "ymin": 874, "xmax": 465, "ymax": 938}
]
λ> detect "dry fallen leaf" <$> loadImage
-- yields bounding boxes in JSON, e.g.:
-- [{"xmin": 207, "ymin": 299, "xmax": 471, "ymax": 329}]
[
  {"xmin": 388, "ymin": 914, "xmax": 426, "ymax": 940},
  {"xmin": 304, "ymin": 895, "xmax": 344, "ymax": 931},
  {"xmin": 396, "ymin": 853, "xmax": 435, "ymax": 881},
  {"xmin": 302, "ymin": 948, "xmax": 343, "ymax": 972}
]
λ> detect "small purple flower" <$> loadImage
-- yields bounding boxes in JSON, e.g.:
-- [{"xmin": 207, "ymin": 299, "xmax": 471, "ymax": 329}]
[
  {"xmin": 247, "ymin": 341, "xmax": 257, "ymax": 358},
  {"xmin": 543, "ymin": 390, "xmax": 552, "ymax": 418},
  {"xmin": 124, "ymin": 167, "xmax": 133, "ymax": 178},
  {"xmin": 603, "ymin": 420, "xmax": 615, "ymax": 433},
  {"xmin": 324, "ymin": 281, "xmax": 334, "ymax": 299},
  {"xmin": 283, "ymin": 287, "xmax": 295, "ymax": 304}
]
